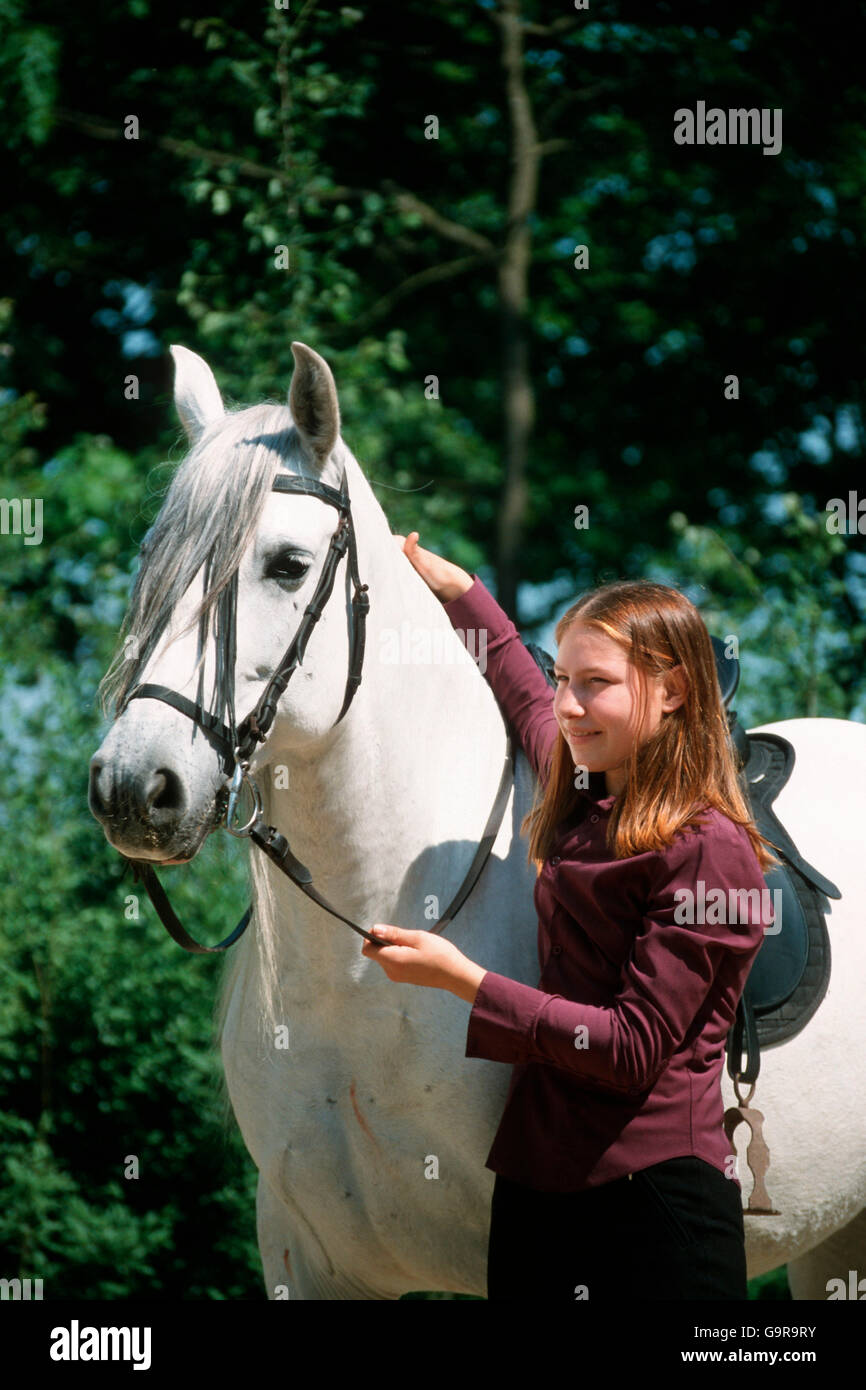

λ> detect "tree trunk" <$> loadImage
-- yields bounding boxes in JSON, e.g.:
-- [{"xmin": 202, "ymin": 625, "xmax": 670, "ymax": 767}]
[{"xmin": 496, "ymin": 0, "xmax": 540, "ymax": 619}]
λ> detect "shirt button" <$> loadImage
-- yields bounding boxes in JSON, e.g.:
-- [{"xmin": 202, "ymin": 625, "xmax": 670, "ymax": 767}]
[
  {"xmin": 590, "ymin": 814, "xmax": 599, "ymax": 823},
  {"xmin": 550, "ymin": 855, "xmax": 561, "ymax": 866},
  {"xmin": 552, "ymin": 944, "xmax": 563, "ymax": 955}
]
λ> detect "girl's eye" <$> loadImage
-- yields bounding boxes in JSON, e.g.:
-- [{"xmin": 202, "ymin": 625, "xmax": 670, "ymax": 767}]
[{"xmin": 555, "ymin": 675, "xmax": 607, "ymax": 684}]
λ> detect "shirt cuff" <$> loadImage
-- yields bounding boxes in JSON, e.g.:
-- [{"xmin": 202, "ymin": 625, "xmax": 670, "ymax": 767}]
[
  {"xmin": 441, "ymin": 573, "xmax": 482, "ymax": 625},
  {"xmin": 465, "ymin": 970, "xmax": 549, "ymax": 1064}
]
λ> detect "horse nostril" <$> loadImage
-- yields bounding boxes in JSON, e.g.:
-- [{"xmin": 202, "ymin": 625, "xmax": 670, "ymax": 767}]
[
  {"xmin": 89, "ymin": 759, "xmax": 108, "ymax": 816},
  {"xmin": 143, "ymin": 768, "xmax": 184, "ymax": 814}
]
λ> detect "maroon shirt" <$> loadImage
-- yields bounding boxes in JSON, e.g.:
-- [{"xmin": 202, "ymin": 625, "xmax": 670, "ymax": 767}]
[{"xmin": 443, "ymin": 575, "xmax": 773, "ymax": 1193}]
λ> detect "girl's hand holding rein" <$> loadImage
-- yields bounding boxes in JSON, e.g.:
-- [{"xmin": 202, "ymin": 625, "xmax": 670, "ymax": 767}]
[{"xmin": 362, "ymin": 924, "xmax": 487, "ymax": 1005}]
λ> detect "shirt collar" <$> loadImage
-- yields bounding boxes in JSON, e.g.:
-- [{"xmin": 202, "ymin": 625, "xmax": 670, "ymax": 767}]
[{"xmin": 576, "ymin": 770, "xmax": 618, "ymax": 812}]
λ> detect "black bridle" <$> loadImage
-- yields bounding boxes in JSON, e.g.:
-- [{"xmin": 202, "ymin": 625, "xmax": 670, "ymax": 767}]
[{"xmin": 117, "ymin": 465, "xmax": 514, "ymax": 952}]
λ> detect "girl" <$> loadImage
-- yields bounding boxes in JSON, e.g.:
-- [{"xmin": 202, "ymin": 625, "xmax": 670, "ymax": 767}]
[{"xmin": 362, "ymin": 532, "xmax": 780, "ymax": 1302}]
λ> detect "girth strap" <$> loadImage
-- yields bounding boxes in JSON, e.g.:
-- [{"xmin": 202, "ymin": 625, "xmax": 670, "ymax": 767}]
[{"xmin": 727, "ymin": 990, "xmax": 761, "ymax": 1085}]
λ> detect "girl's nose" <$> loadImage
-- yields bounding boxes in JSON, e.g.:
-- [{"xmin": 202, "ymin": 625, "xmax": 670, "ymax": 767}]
[{"xmin": 558, "ymin": 688, "xmax": 586, "ymax": 716}]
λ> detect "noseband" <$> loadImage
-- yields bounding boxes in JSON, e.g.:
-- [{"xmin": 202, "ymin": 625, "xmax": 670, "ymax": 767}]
[{"xmin": 118, "ymin": 466, "xmax": 514, "ymax": 953}]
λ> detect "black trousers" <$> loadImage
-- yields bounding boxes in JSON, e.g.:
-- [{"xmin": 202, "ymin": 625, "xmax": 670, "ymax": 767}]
[{"xmin": 487, "ymin": 1156, "xmax": 748, "ymax": 1301}]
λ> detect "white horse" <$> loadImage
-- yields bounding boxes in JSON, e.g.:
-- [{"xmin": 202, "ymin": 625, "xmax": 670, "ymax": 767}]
[{"xmin": 89, "ymin": 341, "xmax": 866, "ymax": 1300}]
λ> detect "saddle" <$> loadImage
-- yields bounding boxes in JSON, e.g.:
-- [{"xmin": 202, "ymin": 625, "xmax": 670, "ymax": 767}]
[{"xmin": 524, "ymin": 637, "xmax": 841, "ymax": 1088}]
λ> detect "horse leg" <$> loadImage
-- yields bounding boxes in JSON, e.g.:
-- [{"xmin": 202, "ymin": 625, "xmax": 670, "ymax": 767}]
[
  {"xmin": 786, "ymin": 1206, "xmax": 866, "ymax": 1300},
  {"xmin": 256, "ymin": 1170, "xmax": 307, "ymax": 1300}
]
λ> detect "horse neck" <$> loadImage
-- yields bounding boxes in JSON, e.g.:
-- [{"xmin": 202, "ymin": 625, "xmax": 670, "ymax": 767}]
[{"xmin": 248, "ymin": 530, "xmax": 507, "ymax": 981}]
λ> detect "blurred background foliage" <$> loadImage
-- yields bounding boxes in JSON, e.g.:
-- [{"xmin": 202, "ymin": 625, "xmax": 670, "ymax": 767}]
[{"xmin": 2, "ymin": 0, "xmax": 864, "ymax": 1299}]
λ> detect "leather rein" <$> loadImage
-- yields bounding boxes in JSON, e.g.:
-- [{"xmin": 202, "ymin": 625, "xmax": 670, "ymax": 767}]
[{"xmin": 118, "ymin": 466, "xmax": 514, "ymax": 953}]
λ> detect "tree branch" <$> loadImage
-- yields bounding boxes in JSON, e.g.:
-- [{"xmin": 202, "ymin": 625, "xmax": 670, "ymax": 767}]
[
  {"xmin": 53, "ymin": 107, "xmax": 292, "ymax": 183},
  {"xmin": 56, "ymin": 111, "xmax": 499, "ymax": 263},
  {"xmin": 535, "ymin": 137, "xmax": 572, "ymax": 157},
  {"xmin": 476, "ymin": 4, "xmax": 580, "ymax": 39},
  {"xmin": 522, "ymin": 17, "xmax": 582, "ymax": 38},
  {"xmin": 381, "ymin": 181, "xmax": 497, "ymax": 253},
  {"xmin": 353, "ymin": 252, "xmax": 497, "ymax": 329},
  {"xmin": 317, "ymin": 182, "xmax": 497, "ymax": 255}
]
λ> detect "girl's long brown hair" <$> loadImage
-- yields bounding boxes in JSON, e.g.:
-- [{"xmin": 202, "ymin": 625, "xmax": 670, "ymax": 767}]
[{"xmin": 521, "ymin": 579, "xmax": 782, "ymax": 874}]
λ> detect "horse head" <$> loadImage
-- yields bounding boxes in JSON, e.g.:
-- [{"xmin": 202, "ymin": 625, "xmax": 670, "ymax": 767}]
[{"xmin": 89, "ymin": 341, "xmax": 378, "ymax": 867}]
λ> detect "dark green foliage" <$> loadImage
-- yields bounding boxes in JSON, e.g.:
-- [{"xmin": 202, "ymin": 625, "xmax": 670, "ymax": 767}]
[{"xmin": 0, "ymin": 673, "xmax": 262, "ymax": 1299}]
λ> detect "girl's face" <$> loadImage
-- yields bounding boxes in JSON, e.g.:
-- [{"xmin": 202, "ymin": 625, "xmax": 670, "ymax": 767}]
[{"xmin": 553, "ymin": 620, "xmax": 686, "ymax": 797}]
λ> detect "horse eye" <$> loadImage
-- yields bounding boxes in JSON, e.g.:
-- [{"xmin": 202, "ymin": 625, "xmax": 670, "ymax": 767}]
[{"xmin": 265, "ymin": 552, "xmax": 310, "ymax": 583}]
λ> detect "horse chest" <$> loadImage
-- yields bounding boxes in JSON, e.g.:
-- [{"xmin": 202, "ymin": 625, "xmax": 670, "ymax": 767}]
[{"xmin": 222, "ymin": 1005, "xmax": 424, "ymax": 1161}]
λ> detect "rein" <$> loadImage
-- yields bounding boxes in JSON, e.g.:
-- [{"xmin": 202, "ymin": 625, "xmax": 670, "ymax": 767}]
[{"xmin": 118, "ymin": 466, "xmax": 514, "ymax": 952}]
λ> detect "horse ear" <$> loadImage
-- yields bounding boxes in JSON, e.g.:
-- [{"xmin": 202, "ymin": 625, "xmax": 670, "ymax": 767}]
[
  {"xmin": 170, "ymin": 344, "xmax": 225, "ymax": 443},
  {"xmin": 288, "ymin": 341, "xmax": 340, "ymax": 464}
]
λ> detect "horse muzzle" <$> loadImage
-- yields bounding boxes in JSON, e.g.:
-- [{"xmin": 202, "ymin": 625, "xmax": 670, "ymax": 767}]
[{"xmin": 88, "ymin": 752, "xmax": 224, "ymax": 862}]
